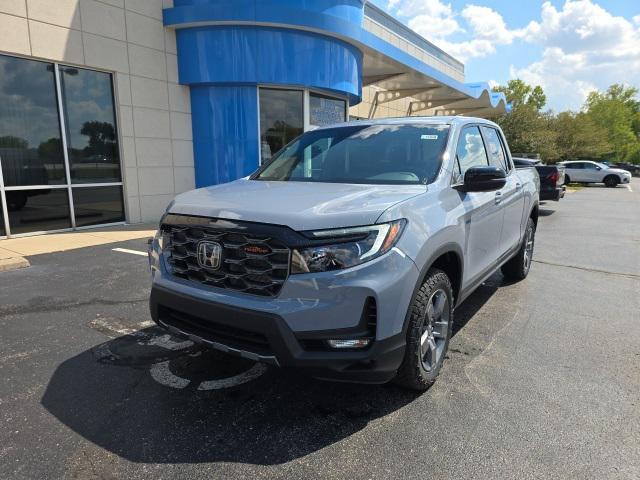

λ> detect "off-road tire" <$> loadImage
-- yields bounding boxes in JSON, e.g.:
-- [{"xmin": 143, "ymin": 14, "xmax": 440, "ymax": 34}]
[
  {"xmin": 501, "ymin": 217, "xmax": 536, "ymax": 281},
  {"xmin": 394, "ymin": 269, "xmax": 454, "ymax": 391}
]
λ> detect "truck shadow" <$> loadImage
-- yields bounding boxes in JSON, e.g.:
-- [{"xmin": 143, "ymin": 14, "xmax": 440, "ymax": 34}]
[{"xmin": 41, "ymin": 282, "xmax": 499, "ymax": 466}]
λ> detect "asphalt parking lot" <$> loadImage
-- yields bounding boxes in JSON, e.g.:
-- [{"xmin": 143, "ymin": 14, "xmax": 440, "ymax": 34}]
[{"xmin": 1, "ymin": 179, "xmax": 639, "ymax": 480}]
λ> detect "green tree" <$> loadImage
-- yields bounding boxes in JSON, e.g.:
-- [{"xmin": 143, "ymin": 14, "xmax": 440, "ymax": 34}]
[
  {"xmin": 552, "ymin": 112, "xmax": 611, "ymax": 161},
  {"xmin": 584, "ymin": 84, "xmax": 639, "ymax": 162},
  {"xmin": 493, "ymin": 79, "xmax": 547, "ymax": 110},
  {"xmin": 495, "ymin": 105, "xmax": 559, "ymax": 161},
  {"xmin": 0, "ymin": 135, "xmax": 28, "ymax": 149},
  {"xmin": 493, "ymin": 80, "xmax": 556, "ymax": 161}
]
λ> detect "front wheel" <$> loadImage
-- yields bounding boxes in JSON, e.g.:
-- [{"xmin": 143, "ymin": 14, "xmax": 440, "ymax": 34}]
[
  {"xmin": 501, "ymin": 217, "xmax": 536, "ymax": 281},
  {"xmin": 564, "ymin": 174, "xmax": 571, "ymax": 184},
  {"xmin": 394, "ymin": 269, "xmax": 454, "ymax": 391},
  {"xmin": 604, "ymin": 175, "xmax": 619, "ymax": 188}
]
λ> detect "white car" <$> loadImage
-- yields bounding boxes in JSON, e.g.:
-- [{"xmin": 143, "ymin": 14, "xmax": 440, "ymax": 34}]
[{"xmin": 559, "ymin": 161, "xmax": 632, "ymax": 188}]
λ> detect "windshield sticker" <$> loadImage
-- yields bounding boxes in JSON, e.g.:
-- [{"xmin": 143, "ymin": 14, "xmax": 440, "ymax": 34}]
[{"xmin": 421, "ymin": 134, "xmax": 439, "ymax": 140}]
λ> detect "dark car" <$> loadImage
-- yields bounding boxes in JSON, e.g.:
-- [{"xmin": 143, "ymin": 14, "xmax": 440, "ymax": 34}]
[
  {"xmin": 609, "ymin": 162, "xmax": 640, "ymax": 177},
  {"xmin": 513, "ymin": 158, "xmax": 565, "ymax": 201}
]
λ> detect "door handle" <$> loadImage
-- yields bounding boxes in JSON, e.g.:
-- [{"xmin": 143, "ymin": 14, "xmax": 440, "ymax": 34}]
[
  {"xmin": 516, "ymin": 182, "xmax": 522, "ymax": 191},
  {"xmin": 495, "ymin": 191, "xmax": 502, "ymax": 204}
]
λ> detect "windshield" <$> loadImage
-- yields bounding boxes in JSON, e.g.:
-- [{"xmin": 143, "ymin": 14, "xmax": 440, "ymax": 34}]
[{"xmin": 253, "ymin": 124, "xmax": 450, "ymax": 185}]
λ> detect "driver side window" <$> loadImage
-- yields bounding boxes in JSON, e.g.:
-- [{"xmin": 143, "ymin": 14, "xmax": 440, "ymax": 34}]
[
  {"xmin": 481, "ymin": 126, "xmax": 509, "ymax": 171},
  {"xmin": 455, "ymin": 126, "xmax": 489, "ymax": 176}
]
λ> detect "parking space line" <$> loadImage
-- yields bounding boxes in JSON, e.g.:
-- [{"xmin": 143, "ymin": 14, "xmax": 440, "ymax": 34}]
[
  {"xmin": 626, "ymin": 185, "xmax": 633, "ymax": 192},
  {"xmin": 112, "ymin": 247, "xmax": 148, "ymax": 257}
]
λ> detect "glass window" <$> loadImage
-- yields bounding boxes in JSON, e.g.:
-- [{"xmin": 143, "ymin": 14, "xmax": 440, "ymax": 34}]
[
  {"xmin": 7, "ymin": 188, "xmax": 71, "ymax": 235},
  {"xmin": 310, "ymin": 93, "xmax": 346, "ymax": 127},
  {"xmin": 0, "ymin": 55, "xmax": 66, "ymax": 186},
  {"xmin": 259, "ymin": 89, "xmax": 303, "ymax": 163},
  {"xmin": 255, "ymin": 124, "xmax": 450, "ymax": 185},
  {"xmin": 72, "ymin": 186, "xmax": 124, "ymax": 227},
  {"xmin": 59, "ymin": 66, "xmax": 121, "ymax": 184},
  {"xmin": 481, "ymin": 126, "xmax": 508, "ymax": 171},
  {"xmin": 584, "ymin": 162, "xmax": 597, "ymax": 170},
  {"xmin": 456, "ymin": 126, "xmax": 489, "ymax": 175}
]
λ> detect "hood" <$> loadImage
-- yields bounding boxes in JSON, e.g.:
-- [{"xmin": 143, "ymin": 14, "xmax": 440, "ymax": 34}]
[
  {"xmin": 607, "ymin": 168, "xmax": 630, "ymax": 175},
  {"xmin": 168, "ymin": 179, "xmax": 425, "ymax": 231}
]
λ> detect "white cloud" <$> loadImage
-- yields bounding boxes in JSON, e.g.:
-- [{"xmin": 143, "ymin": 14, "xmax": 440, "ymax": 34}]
[
  {"xmin": 513, "ymin": 0, "xmax": 640, "ymax": 110},
  {"xmin": 390, "ymin": 0, "xmax": 462, "ymax": 40},
  {"xmin": 386, "ymin": 0, "xmax": 521, "ymax": 61},
  {"xmin": 461, "ymin": 5, "xmax": 520, "ymax": 45},
  {"xmin": 384, "ymin": 0, "xmax": 640, "ymax": 110}
]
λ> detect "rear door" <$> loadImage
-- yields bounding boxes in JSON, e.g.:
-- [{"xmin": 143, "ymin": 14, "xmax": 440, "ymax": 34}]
[
  {"xmin": 567, "ymin": 162, "xmax": 586, "ymax": 181},
  {"xmin": 481, "ymin": 126, "xmax": 525, "ymax": 256},
  {"xmin": 454, "ymin": 126, "xmax": 504, "ymax": 284}
]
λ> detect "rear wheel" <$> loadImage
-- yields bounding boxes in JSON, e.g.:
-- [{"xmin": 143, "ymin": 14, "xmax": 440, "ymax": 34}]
[
  {"xmin": 604, "ymin": 175, "xmax": 619, "ymax": 188},
  {"xmin": 564, "ymin": 174, "xmax": 571, "ymax": 184},
  {"xmin": 394, "ymin": 269, "xmax": 454, "ymax": 391},
  {"xmin": 501, "ymin": 217, "xmax": 536, "ymax": 281}
]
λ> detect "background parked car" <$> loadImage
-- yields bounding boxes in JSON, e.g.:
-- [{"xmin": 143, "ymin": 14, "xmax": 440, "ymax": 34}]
[
  {"xmin": 513, "ymin": 157, "xmax": 565, "ymax": 201},
  {"xmin": 559, "ymin": 160, "xmax": 631, "ymax": 187},
  {"xmin": 609, "ymin": 162, "xmax": 640, "ymax": 177}
]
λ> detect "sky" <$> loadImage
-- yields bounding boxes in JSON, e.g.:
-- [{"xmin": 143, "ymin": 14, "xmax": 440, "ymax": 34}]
[{"xmin": 370, "ymin": 0, "xmax": 640, "ymax": 112}]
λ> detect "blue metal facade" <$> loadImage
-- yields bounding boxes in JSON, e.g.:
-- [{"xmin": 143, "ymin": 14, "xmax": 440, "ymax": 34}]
[
  {"xmin": 164, "ymin": 0, "xmax": 365, "ymax": 187},
  {"xmin": 163, "ymin": 0, "xmax": 508, "ymax": 188}
]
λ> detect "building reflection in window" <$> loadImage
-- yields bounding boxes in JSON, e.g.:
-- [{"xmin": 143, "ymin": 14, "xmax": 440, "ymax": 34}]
[
  {"xmin": 259, "ymin": 89, "xmax": 303, "ymax": 163},
  {"xmin": 0, "ymin": 55, "xmax": 66, "ymax": 187},
  {"xmin": 59, "ymin": 66, "xmax": 121, "ymax": 184}
]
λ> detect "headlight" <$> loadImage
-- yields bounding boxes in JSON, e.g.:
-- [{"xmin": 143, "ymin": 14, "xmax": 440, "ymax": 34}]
[{"xmin": 291, "ymin": 219, "xmax": 406, "ymax": 274}]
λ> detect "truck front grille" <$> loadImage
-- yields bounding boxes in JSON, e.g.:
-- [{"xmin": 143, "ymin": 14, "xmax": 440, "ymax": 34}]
[{"xmin": 164, "ymin": 224, "xmax": 291, "ymax": 297}]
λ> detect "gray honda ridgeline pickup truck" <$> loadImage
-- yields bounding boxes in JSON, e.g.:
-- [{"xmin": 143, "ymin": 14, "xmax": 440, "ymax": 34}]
[{"xmin": 149, "ymin": 117, "xmax": 540, "ymax": 390}]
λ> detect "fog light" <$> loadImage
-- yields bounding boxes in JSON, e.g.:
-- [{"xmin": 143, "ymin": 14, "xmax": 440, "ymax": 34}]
[{"xmin": 326, "ymin": 338, "xmax": 372, "ymax": 349}]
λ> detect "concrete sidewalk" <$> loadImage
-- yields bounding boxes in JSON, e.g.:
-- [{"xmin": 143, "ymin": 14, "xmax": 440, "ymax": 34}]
[{"xmin": 0, "ymin": 223, "xmax": 156, "ymax": 272}]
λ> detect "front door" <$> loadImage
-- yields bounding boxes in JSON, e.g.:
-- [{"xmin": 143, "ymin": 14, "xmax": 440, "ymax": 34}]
[
  {"xmin": 582, "ymin": 162, "xmax": 601, "ymax": 182},
  {"xmin": 455, "ymin": 126, "xmax": 504, "ymax": 285},
  {"xmin": 481, "ymin": 126, "xmax": 525, "ymax": 255}
]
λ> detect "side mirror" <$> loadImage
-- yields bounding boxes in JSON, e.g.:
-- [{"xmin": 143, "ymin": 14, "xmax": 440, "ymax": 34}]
[
  {"xmin": 455, "ymin": 165, "xmax": 506, "ymax": 192},
  {"xmin": 596, "ymin": 166, "xmax": 601, "ymax": 170}
]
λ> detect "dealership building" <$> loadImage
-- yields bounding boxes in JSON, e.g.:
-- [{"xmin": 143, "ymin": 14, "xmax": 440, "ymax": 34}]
[{"xmin": 0, "ymin": 0, "xmax": 508, "ymax": 238}]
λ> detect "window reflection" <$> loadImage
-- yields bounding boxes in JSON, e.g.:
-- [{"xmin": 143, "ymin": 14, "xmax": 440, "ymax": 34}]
[
  {"xmin": 455, "ymin": 126, "xmax": 489, "ymax": 175},
  {"xmin": 310, "ymin": 93, "xmax": 346, "ymax": 127},
  {"xmin": 7, "ymin": 188, "xmax": 71, "ymax": 235},
  {"xmin": 72, "ymin": 186, "xmax": 124, "ymax": 227},
  {"xmin": 259, "ymin": 89, "xmax": 303, "ymax": 163},
  {"xmin": 60, "ymin": 66, "xmax": 121, "ymax": 184},
  {"xmin": 0, "ymin": 55, "xmax": 66, "ymax": 186}
]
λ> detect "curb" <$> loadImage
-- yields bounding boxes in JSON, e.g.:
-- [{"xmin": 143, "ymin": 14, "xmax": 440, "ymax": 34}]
[{"xmin": 0, "ymin": 257, "xmax": 30, "ymax": 272}]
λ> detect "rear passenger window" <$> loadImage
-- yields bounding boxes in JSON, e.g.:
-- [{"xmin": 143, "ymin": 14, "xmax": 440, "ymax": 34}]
[
  {"xmin": 456, "ymin": 126, "xmax": 489, "ymax": 175},
  {"xmin": 481, "ymin": 127, "xmax": 508, "ymax": 171}
]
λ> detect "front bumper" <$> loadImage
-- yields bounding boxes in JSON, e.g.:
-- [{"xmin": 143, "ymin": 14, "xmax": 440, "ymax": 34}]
[
  {"xmin": 150, "ymin": 285, "xmax": 406, "ymax": 383},
  {"xmin": 540, "ymin": 186, "xmax": 565, "ymax": 201},
  {"xmin": 149, "ymin": 239, "xmax": 420, "ymax": 383}
]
